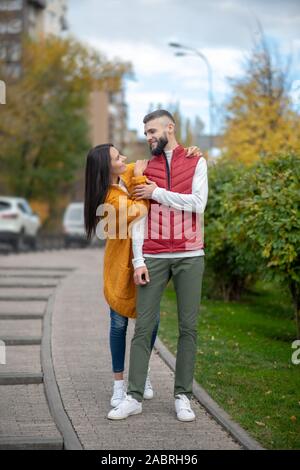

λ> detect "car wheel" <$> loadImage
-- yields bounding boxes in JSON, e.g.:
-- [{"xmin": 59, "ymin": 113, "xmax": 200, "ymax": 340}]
[
  {"xmin": 28, "ymin": 236, "xmax": 37, "ymax": 251},
  {"xmin": 12, "ymin": 229, "xmax": 25, "ymax": 253}
]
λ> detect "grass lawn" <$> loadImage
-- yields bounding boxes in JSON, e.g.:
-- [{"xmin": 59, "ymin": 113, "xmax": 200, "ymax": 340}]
[{"xmin": 158, "ymin": 280, "xmax": 300, "ymax": 450}]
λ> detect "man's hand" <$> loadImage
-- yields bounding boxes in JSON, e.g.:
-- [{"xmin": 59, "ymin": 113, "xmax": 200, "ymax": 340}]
[
  {"xmin": 133, "ymin": 178, "xmax": 158, "ymax": 200},
  {"xmin": 133, "ymin": 266, "xmax": 150, "ymax": 285}
]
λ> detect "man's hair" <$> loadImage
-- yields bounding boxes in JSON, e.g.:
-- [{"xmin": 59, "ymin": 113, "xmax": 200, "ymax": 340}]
[{"xmin": 143, "ymin": 109, "xmax": 175, "ymax": 125}]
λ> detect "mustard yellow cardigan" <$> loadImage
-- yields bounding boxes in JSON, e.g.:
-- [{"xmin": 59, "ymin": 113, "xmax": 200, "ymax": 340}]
[{"xmin": 103, "ymin": 163, "xmax": 148, "ymax": 318}]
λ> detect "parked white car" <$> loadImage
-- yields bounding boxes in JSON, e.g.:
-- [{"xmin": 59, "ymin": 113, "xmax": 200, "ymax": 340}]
[
  {"xmin": 0, "ymin": 197, "xmax": 41, "ymax": 251},
  {"xmin": 62, "ymin": 202, "xmax": 89, "ymax": 248}
]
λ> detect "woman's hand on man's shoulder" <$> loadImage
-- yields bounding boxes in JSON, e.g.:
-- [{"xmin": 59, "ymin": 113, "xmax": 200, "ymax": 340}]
[{"xmin": 134, "ymin": 159, "xmax": 148, "ymax": 176}]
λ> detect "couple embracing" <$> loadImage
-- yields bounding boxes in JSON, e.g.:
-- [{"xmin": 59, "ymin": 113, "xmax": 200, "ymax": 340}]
[{"xmin": 84, "ymin": 109, "xmax": 208, "ymax": 422}]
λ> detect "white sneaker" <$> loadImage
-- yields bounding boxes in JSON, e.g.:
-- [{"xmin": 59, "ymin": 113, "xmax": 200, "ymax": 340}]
[
  {"xmin": 175, "ymin": 394, "xmax": 196, "ymax": 422},
  {"xmin": 110, "ymin": 380, "xmax": 126, "ymax": 407},
  {"xmin": 107, "ymin": 395, "xmax": 142, "ymax": 420},
  {"xmin": 143, "ymin": 373, "xmax": 154, "ymax": 400}
]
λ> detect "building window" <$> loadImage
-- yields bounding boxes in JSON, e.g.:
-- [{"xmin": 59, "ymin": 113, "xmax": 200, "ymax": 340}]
[
  {"xmin": 0, "ymin": 44, "xmax": 6, "ymax": 60},
  {"xmin": 5, "ymin": 62, "xmax": 22, "ymax": 79},
  {"xmin": 9, "ymin": 18, "xmax": 22, "ymax": 33},
  {"xmin": 0, "ymin": 19, "xmax": 23, "ymax": 34},
  {"xmin": 9, "ymin": 42, "xmax": 22, "ymax": 61},
  {"xmin": 0, "ymin": 0, "xmax": 23, "ymax": 11}
]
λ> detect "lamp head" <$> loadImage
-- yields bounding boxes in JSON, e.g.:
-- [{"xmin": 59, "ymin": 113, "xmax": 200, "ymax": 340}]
[{"xmin": 169, "ymin": 42, "xmax": 182, "ymax": 48}]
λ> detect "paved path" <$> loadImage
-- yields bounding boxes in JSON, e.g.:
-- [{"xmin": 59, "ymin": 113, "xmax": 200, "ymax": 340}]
[{"xmin": 0, "ymin": 247, "xmax": 242, "ymax": 450}]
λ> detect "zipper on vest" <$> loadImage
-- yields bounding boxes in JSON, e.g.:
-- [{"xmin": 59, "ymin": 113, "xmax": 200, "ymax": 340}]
[
  {"xmin": 162, "ymin": 151, "xmax": 171, "ymax": 189},
  {"xmin": 162, "ymin": 150, "xmax": 174, "ymax": 250}
]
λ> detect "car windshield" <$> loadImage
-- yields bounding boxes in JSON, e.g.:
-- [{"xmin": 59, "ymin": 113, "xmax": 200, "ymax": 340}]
[
  {"xmin": 66, "ymin": 207, "xmax": 83, "ymax": 223},
  {"xmin": 0, "ymin": 201, "xmax": 11, "ymax": 211},
  {"xmin": 21, "ymin": 200, "xmax": 33, "ymax": 214}
]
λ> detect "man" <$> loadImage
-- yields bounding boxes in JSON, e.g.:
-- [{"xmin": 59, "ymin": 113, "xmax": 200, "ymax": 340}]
[{"xmin": 108, "ymin": 109, "xmax": 208, "ymax": 421}]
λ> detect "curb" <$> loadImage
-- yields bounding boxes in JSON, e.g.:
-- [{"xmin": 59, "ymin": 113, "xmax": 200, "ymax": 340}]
[
  {"xmin": 1, "ymin": 336, "xmax": 41, "ymax": 345},
  {"xmin": 0, "ymin": 283, "xmax": 58, "ymax": 288},
  {"xmin": 41, "ymin": 291, "xmax": 83, "ymax": 450},
  {"xmin": 0, "ymin": 437, "xmax": 63, "ymax": 450},
  {"xmin": 154, "ymin": 337, "xmax": 264, "ymax": 451},
  {"xmin": 0, "ymin": 295, "xmax": 50, "ymax": 301},
  {"xmin": 0, "ymin": 372, "xmax": 43, "ymax": 385}
]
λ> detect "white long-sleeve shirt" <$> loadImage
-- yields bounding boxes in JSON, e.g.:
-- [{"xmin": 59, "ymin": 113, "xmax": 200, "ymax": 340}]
[{"xmin": 132, "ymin": 150, "xmax": 208, "ymax": 269}]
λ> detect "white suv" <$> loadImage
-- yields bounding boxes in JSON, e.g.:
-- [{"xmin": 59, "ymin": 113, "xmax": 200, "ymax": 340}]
[{"xmin": 0, "ymin": 197, "xmax": 41, "ymax": 251}]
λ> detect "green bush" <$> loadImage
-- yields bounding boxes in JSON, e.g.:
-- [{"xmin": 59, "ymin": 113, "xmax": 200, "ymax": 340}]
[
  {"xmin": 205, "ymin": 161, "xmax": 258, "ymax": 301},
  {"xmin": 225, "ymin": 153, "xmax": 300, "ymax": 337},
  {"xmin": 205, "ymin": 153, "xmax": 300, "ymax": 337}
]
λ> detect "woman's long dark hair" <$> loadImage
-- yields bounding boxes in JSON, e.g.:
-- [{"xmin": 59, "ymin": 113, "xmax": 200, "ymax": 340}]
[{"xmin": 84, "ymin": 143, "xmax": 114, "ymax": 241}]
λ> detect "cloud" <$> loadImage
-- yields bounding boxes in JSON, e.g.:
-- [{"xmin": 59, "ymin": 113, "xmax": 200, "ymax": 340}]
[
  {"xmin": 88, "ymin": 38, "xmax": 175, "ymax": 77},
  {"xmin": 68, "ymin": 0, "xmax": 300, "ymax": 133},
  {"xmin": 69, "ymin": 0, "xmax": 300, "ymax": 51}
]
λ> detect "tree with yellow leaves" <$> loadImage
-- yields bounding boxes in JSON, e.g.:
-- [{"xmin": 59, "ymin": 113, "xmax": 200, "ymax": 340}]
[
  {"xmin": 222, "ymin": 38, "xmax": 300, "ymax": 164},
  {"xmin": 0, "ymin": 36, "xmax": 131, "ymax": 204}
]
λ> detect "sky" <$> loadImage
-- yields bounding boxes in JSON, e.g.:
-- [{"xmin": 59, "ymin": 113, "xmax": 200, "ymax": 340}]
[{"xmin": 67, "ymin": 0, "xmax": 300, "ymax": 137}]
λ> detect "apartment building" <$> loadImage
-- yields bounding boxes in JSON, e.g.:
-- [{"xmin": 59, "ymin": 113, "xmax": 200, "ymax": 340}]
[
  {"xmin": 89, "ymin": 82, "xmax": 128, "ymax": 150},
  {"xmin": 0, "ymin": 0, "xmax": 67, "ymax": 78}
]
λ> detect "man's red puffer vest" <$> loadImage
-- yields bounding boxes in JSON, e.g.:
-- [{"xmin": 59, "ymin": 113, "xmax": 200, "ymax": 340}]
[{"xmin": 143, "ymin": 144, "xmax": 204, "ymax": 254}]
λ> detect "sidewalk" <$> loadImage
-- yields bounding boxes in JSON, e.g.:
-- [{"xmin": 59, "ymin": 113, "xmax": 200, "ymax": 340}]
[{"xmin": 1, "ymin": 247, "xmax": 242, "ymax": 450}]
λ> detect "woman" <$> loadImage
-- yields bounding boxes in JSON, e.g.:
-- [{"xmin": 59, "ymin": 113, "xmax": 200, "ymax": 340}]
[{"xmin": 84, "ymin": 143, "xmax": 159, "ymax": 408}]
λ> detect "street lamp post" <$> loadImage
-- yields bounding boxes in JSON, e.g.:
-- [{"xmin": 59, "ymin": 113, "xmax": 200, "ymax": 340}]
[{"xmin": 169, "ymin": 42, "xmax": 214, "ymax": 152}]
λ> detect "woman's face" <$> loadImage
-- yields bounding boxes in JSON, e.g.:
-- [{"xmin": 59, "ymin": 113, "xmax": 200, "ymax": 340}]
[{"xmin": 110, "ymin": 147, "xmax": 127, "ymax": 176}]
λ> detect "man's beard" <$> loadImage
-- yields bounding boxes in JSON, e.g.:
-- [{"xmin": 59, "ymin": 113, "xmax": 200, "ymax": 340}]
[{"xmin": 150, "ymin": 135, "xmax": 168, "ymax": 156}]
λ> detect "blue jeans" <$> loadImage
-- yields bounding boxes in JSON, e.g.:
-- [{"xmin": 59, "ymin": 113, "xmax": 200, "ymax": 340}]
[{"xmin": 109, "ymin": 308, "xmax": 159, "ymax": 373}]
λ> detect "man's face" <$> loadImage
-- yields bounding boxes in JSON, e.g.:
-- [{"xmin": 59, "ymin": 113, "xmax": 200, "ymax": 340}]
[{"xmin": 144, "ymin": 118, "xmax": 170, "ymax": 156}]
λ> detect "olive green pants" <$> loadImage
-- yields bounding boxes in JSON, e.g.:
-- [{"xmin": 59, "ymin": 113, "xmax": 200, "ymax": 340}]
[{"xmin": 127, "ymin": 256, "xmax": 205, "ymax": 402}]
